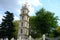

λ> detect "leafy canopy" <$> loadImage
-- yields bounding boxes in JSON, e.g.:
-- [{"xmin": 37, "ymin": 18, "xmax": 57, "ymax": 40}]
[
  {"xmin": 0, "ymin": 11, "xmax": 15, "ymax": 39},
  {"xmin": 29, "ymin": 8, "xmax": 58, "ymax": 38}
]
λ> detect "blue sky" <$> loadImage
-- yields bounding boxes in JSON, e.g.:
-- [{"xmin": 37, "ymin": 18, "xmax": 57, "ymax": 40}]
[{"xmin": 0, "ymin": 0, "xmax": 60, "ymax": 25}]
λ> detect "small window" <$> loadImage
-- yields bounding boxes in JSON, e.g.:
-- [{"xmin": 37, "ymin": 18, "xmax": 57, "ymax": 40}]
[
  {"xmin": 23, "ymin": 10, "xmax": 24, "ymax": 13},
  {"xmin": 21, "ymin": 22, "xmax": 23, "ymax": 27},
  {"xmin": 21, "ymin": 29, "xmax": 22, "ymax": 33}
]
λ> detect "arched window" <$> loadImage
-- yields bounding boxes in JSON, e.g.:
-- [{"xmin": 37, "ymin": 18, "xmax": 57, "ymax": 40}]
[
  {"xmin": 21, "ymin": 22, "xmax": 23, "ymax": 27},
  {"xmin": 23, "ymin": 10, "xmax": 24, "ymax": 13},
  {"xmin": 21, "ymin": 29, "xmax": 22, "ymax": 33}
]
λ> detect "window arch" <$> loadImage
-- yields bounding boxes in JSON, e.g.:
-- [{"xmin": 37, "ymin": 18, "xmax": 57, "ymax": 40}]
[
  {"xmin": 22, "ymin": 16, "xmax": 24, "ymax": 20},
  {"xmin": 21, "ymin": 22, "xmax": 23, "ymax": 27},
  {"xmin": 21, "ymin": 29, "xmax": 22, "ymax": 33}
]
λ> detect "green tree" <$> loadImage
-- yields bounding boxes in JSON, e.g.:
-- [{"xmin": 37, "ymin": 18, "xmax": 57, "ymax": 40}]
[
  {"xmin": 13, "ymin": 20, "xmax": 19, "ymax": 40},
  {"xmin": 1, "ymin": 11, "xmax": 15, "ymax": 40},
  {"xmin": 0, "ymin": 24, "xmax": 3, "ymax": 38},
  {"xmin": 29, "ymin": 8, "xmax": 58, "ymax": 38},
  {"xmin": 53, "ymin": 27, "xmax": 60, "ymax": 37},
  {"xmin": 56, "ymin": 26, "xmax": 60, "ymax": 34}
]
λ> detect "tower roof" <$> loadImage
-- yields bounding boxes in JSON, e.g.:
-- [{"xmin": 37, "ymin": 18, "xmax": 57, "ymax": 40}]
[{"xmin": 21, "ymin": 2, "xmax": 29, "ymax": 11}]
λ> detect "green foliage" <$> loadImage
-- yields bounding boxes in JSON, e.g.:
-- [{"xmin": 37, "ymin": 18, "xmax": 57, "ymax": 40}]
[
  {"xmin": 48, "ymin": 26, "xmax": 60, "ymax": 38},
  {"xmin": 29, "ymin": 16, "xmax": 42, "ymax": 38},
  {"xmin": 52, "ymin": 27, "xmax": 60, "ymax": 37},
  {"xmin": 56, "ymin": 26, "xmax": 60, "ymax": 34},
  {"xmin": 53, "ymin": 30, "xmax": 60, "ymax": 37},
  {"xmin": 13, "ymin": 20, "xmax": 19, "ymax": 39},
  {"xmin": 0, "ymin": 11, "xmax": 15, "ymax": 39},
  {"xmin": 29, "ymin": 8, "xmax": 58, "ymax": 38}
]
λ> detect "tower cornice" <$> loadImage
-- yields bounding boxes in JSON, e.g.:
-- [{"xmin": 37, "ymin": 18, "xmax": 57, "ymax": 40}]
[
  {"xmin": 20, "ymin": 20, "xmax": 29, "ymax": 23},
  {"xmin": 20, "ymin": 13, "xmax": 29, "ymax": 17}
]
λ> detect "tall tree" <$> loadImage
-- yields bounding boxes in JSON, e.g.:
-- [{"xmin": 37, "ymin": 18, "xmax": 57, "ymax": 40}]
[
  {"xmin": 13, "ymin": 20, "xmax": 19, "ymax": 40},
  {"xmin": 29, "ymin": 8, "xmax": 58, "ymax": 38},
  {"xmin": 1, "ymin": 11, "xmax": 15, "ymax": 40}
]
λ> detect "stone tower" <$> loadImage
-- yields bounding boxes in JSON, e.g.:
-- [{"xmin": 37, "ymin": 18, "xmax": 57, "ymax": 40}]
[{"xmin": 18, "ymin": 3, "xmax": 29, "ymax": 40}]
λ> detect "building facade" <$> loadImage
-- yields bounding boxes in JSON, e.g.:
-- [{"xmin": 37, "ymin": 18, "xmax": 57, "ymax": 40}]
[{"xmin": 18, "ymin": 3, "xmax": 29, "ymax": 40}]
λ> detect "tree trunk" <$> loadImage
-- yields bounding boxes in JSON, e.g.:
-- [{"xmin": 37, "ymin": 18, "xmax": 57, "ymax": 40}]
[
  {"xmin": 8, "ymin": 38, "xmax": 11, "ymax": 40},
  {"xmin": 8, "ymin": 39, "xmax": 11, "ymax": 40},
  {"xmin": 14, "ymin": 37, "xmax": 17, "ymax": 40}
]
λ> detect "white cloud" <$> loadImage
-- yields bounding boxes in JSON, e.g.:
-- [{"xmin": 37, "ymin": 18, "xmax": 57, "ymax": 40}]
[
  {"xmin": 17, "ymin": 0, "xmax": 42, "ymax": 16},
  {"xmin": 18, "ymin": 0, "xmax": 42, "ymax": 7},
  {"xmin": 16, "ymin": 4, "xmax": 35, "ymax": 16},
  {"xmin": 0, "ymin": 13, "xmax": 3, "ymax": 24},
  {"xmin": 14, "ymin": 16, "xmax": 19, "ymax": 20},
  {"xmin": 0, "ymin": 10, "xmax": 5, "ymax": 24},
  {"xmin": 28, "ymin": 0, "xmax": 42, "ymax": 6},
  {"xmin": 16, "ymin": 9, "xmax": 21, "ymax": 14},
  {"xmin": 0, "ymin": 15, "xmax": 2, "ymax": 23},
  {"xmin": 29, "ymin": 5, "xmax": 35, "ymax": 16},
  {"xmin": 0, "ymin": 0, "xmax": 42, "ymax": 21}
]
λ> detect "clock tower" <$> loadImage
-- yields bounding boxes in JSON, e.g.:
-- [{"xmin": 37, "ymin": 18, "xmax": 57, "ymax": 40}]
[{"xmin": 18, "ymin": 3, "xmax": 29, "ymax": 40}]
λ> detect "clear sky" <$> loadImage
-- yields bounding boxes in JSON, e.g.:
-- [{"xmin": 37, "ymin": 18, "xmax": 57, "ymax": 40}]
[{"xmin": 0, "ymin": 0, "xmax": 60, "ymax": 25}]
